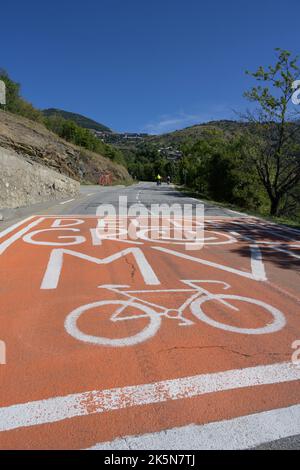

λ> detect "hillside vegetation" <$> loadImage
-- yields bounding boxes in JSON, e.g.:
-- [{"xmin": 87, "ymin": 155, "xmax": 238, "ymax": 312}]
[
  {"xmin": 43, "ymin": 108, "xmax": 112, "ymax": 133},
  {"xmin": 1, "ymin": 49, "xmax": 299, "ymax": 222},
  {"xmin": 0, "ymin": 110, "xmax": 129, "ymax": 184},
  {"xmin": 0, "ymin": 70, "xmax": 128, "ymax": 176},
  {"xmin": 120, "ymin": 50, "xmax": 300, "ymax": 222},
  {"xmin": 147, "ymin": 120, "xmax": 250, "ymax": 146}
]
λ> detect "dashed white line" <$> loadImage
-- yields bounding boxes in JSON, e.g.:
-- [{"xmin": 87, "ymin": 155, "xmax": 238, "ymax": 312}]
[
  {"xmin": 59, "ymin": 199, "xmax": 75, "ymax": 205},
  {"xmin": 227, "ymin": 209, "xmax": 248, "ymax": 217}
]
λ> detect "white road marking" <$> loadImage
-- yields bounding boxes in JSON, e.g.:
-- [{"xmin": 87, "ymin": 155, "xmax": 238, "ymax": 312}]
[
  {"xmin": 190, "ymin": 197, "xmax": 204, "ymax": 203},
  {"xmin": 90, "ymin": 228, "xmax": 103, "ymax": 245},
  {"xmin": 87, "ymin": 403, "xmax": 300, "ymax": 450},
  {"xmin": 51, "ymin": 219, "xmax": 84, "ymax": 227},
  {"xmin": 23, "ymin": 228, "xmax": 86, "ymax": 246},
  {"xmin": 268, "ymin": 246, "xmax": 300, "ymax": 260},
  {"xmin": 65, "ymin": 299, "xmax": 161, "ymax": 347},
  {"xmin": 227, "ymin": 209, "xmax": 248, "ymax": 217},
  {"xmin": 137, "ymin": 228, "xmax": 235, "ymax": 246},
  {"xmin": 249, "ymin": 244, "xmax": 267, "ymax": 280},
  {"xmin": 228, "ymin": 231, "xmax": 267, "ymax": 281},
  {"xmin": 37, "ymin": 215, "xmax": 114, "ymax": 218},
  {"xmin": 153, "ymin": 246, "xmax": 267, "ymax": 281},
  {"xmin": 283, "ymin": 244, "xmax": 300, "ymax": 248},
  {"xmin": 41, "ymin": 247, "xmax": 160, "ymax": 289},
  {"xmin": 59, "ymin": 199, "xmax": 75, "ymax": 205},
  {"xmin": 261, "ymin": 220, "xmax": 300, "ymax": 237},
  {"xmin": 0, "ymin": 362, "xmax": 299, "ymax": 432},
  {"xmin": 90, "ymin": 229, "xmax": 144, "ymax": 245},
  {"xmin": 231, "ymin": 230, "xmax": 300, "ymax": 262},
  {"xmin": 0, "ymin": 216, "xmax": 35, "ymax": 239},
  {"xmin": 231, "ymin": 221, "xmax": 296, "ymax": 242},
  {"xmin": 190, "ymin": 294, "xmax": 285, "ymax": 335},
  {"xmin": 0, "ymin": 217, "xmax": 45, "ymax": 255},
  {"xmin": 92, "ymin": 280, "xmax": 285, "ymax": 342}
]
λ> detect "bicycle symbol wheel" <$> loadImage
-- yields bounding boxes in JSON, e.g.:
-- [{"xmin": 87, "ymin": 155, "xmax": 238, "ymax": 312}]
[
  {"xmin": 65, "ymin": 300, "xmax": 161, "ymax": 347},
  {"xmin": 137, "ymin": 228, "xmax": 236, "ymax": 245},
  {"xmin": 190, "ymin": 294, "xmax": 286, "ymax": 334}
]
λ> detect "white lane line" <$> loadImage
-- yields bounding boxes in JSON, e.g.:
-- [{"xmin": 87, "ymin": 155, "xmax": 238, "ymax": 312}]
[
  {"xmin": 153, "ymin": 246, "xmax": 266, "ymax": 281},
  {"xmin": 262, "ymin": 220, "xmax": 300, "ymax": 237},
  {"xmin": 0, "ymin": 216, "xmax": 35, "ymax": 239},
  {"xmin": 269, "ymin": 246, "xmax": 300, "ymax": 260},
  {"xmin": 0, "ymin": 217, "xmax": 45, "ymax": 255},
  {"xmin": 87, "ymin": 403, "xmax": 300, "ymax": 450},
  {"xmin": 249, "ymin": 244, "xmax": 267, "ymax": 280},
  {"xmin": 231, "ymin": 221, "xmax": 297, "ymax": 242},
  {"xmin": 230, "ymin": 231, "xmax": 266, "ymax": 280},
  {"xmin": 231, "ymin": 230, "xmax": 300, "ymax": 261},
  {"xmin": 0, "ymin": 362, "xmax": 299, "ymax": 432},
  {"xmin": 59, "ymin": 199, "xmax": 75, "ymax": 205},
  {"xmin": 227, "ymin": 209, "xmax": 248, "ymax": 217}
]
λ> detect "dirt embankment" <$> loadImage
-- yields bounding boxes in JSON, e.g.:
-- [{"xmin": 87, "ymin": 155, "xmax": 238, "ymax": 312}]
[{"xmin": 0, "ymin": 110, "xmax": 131, "ymax": 184}]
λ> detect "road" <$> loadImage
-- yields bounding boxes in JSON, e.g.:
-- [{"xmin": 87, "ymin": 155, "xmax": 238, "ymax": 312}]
[{"xmin": 0, "ymin": 182, "xmax": 300, "ymax": 449}]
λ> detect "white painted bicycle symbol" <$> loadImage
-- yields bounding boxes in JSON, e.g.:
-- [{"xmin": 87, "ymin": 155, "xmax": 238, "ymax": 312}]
[
  {"xmin": 93, "ymin": 219, "xmax": 237, "ymax": 246},
  {"xmin": 136, "ymin": 228, "xmax": 237, "ymax": 245},
  {"xmin": 64, "ymin": 280, "xmax": 286, "ymax": 347}
]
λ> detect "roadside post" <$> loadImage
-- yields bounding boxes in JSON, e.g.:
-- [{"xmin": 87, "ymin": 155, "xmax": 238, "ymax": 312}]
[{"xmin": 0, "ymin": 80, "xmax": 6, "ymax": 106}]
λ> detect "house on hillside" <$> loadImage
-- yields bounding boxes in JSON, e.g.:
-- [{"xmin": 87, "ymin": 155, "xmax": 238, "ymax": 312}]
[{"xmin": 158, "ymin": 147, "xmax": 183, "ymax": 160}]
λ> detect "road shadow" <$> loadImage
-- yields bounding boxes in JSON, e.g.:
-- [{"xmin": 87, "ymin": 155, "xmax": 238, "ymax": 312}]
[{"xmin": 208, "ymin": 218, "xmax": 300, "ymax": 272}]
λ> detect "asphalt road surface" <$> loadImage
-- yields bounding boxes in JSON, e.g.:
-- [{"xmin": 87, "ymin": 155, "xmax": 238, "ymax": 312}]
[{"xmin": 0, "ymin": 182, "xmax": 300, "ymax": 449}]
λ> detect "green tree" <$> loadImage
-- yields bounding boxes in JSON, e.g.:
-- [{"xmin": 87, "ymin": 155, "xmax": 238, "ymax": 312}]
[
  {"xmin": 44, "ymin": 114, "xmax": 126, "ymax": 166},
  {"xmin": 0, "ymin": 69, "xmax": 43, "ymax": 122},
  {"xmin": 0, "ymin": 69, "xmax": 20, "ymax": 112},
  {"xmin": 244, "ymin": 48, "xmax": 300, "ymax": 216}
]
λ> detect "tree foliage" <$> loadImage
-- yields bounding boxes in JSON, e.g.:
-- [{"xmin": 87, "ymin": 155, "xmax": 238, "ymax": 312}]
[
  {"xmin": 44, "ymin": 115, "xmax": 126, "ymax": 165},
  {"xmin": 243, "ymin": 48, "xmax": 300, "ymax": 216},
  {"xmin": 176, "ymin": 130, "xmax": 265, "ymax": 211},
  {"xmin": 0, "ymin": 70, "xmax": 126, "ymax": 166},
  {"xmin": 0, "ymin": 69, "xmax": 43, "ymax": 122}
]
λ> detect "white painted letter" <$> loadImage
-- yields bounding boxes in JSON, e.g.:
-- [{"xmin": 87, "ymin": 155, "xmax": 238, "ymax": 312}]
[
  {"xmin": 23, "ymin": 229, "xmax": 86, "ymax": 246},
  {"xmin": 41, "ymin": 247, "xmax": 160, "ymax": 289}
]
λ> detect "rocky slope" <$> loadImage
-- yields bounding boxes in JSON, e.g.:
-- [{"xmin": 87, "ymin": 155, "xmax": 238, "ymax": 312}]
[
  {"xmin": 0, "ymin": 146, "xmax": 79, "ymax": 209},
  {"xmin": 0, "ymin": 110, "xmax": 130, "ymax": 184}
]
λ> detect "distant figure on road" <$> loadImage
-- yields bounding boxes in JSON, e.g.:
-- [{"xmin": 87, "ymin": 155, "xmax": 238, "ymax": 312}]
[
  {"xmin": 156, "ymin": 174, "xmax": 162, "ymax": 186},
  {"xmin": 167, "ymin": 175, "xmax": 171, "ymax": 185}
]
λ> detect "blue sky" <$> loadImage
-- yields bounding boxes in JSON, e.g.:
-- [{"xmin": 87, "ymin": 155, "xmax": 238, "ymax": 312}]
[{"xmin": 1, "ymin": 0, "xmax": 300, "ymax": 133}]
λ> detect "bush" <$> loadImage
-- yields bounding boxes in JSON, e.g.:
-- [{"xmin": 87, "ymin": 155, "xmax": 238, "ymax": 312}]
[
  {"xmin": 44, "ymin": 114, "xmax": 126, "ymax": 165},
  {"xmin": 0, "ymin": 69, "xmax": 43, "ymax": 122}
]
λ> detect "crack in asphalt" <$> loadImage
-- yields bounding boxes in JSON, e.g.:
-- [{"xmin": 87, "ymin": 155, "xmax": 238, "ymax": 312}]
[
  {"xmin": 158, "ymin": 345, "xmax": 290, "ymax": 359},
  {"xmin": 125, "ymin": 256, "xmax": 136, "ymax": 281}
]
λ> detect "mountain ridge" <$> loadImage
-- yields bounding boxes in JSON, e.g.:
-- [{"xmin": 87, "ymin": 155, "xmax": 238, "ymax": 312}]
[{"xmin": 42, "ymin": 108, "xmax": 112, "ymax": 133}]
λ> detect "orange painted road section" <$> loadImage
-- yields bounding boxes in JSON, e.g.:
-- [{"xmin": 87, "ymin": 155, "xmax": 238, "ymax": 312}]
[{"xmin": 0, "ymin": 215, "xmax": 300, "ymax": 449}]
